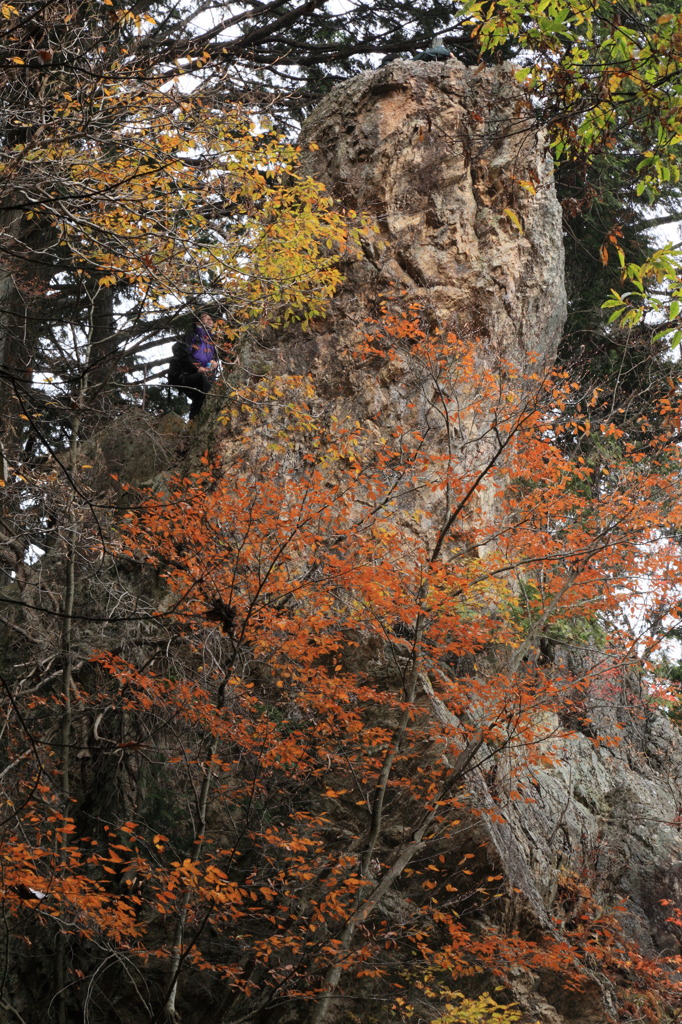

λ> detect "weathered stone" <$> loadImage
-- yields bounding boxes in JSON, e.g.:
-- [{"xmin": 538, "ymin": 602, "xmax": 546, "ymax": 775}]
[
  {"xmin": 498, "ymin": 663, "xmax": 682, "ymax": 956},
  {"xmin": 433, "ymin": 656, "xmax": 682, "ymax": 1023},
  {"xmin": 299, "ymin": 58, "xmax": 566, "ymax": 367},
  {"xmin": 79, "ymin": 408, "xmax": 186, "ymax": 492},
  {"xmin": 223, "ymin": 61, "xmax": 566, "ymax": 464}
]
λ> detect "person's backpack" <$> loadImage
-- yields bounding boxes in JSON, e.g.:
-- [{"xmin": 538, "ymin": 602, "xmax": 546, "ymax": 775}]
[{"xmin": 168, "ymin": 339, "xmax": 192, "ymax": 386}]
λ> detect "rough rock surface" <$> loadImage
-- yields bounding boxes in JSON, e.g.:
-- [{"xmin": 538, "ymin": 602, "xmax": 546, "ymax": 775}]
[
  {"xmin": 462, "ymin": 657, "xmax": 682, "ymax": 1022},
  {"xmin": 499, "ymin": 659, "xmax": 682, "ymax": 957},
  {"xmin": 80, "ymin": 409, "xmax": 187, "ymax": 491},
  {"xmin": 299, "ymin": 58, "xmax": 566, "ymax": 367}
]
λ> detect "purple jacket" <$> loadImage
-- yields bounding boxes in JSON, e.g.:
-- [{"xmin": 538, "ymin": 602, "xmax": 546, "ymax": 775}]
[{"xmin": 189, "ymin": 325, "xmax": 216, "ymax": 368}]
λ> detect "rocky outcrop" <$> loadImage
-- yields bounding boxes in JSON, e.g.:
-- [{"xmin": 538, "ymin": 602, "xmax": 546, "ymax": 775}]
[
  {"xmin": 208, "ymin": 61, "xmax": 682, "ymax": 1024},
  {"xmin": 494, "ymin": 657, "xmax": 682, "ymax": 959}
]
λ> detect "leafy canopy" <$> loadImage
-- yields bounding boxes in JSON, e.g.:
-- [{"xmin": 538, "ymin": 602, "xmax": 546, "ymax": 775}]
[{"xmin": 464, "ymin": 0, "xmax": 682, "ymax": 345}]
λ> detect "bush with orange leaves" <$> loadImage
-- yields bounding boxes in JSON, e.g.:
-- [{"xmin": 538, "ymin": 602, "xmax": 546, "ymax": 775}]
[{"xmin": 4, "ymin": 314, "xmax": 682, "ymax": 1024}]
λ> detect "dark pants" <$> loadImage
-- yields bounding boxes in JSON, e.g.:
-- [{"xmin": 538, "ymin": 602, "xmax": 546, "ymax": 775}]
[{"xmin": 178, "ymin": 371, "xmax": 211, "ymax": 420}]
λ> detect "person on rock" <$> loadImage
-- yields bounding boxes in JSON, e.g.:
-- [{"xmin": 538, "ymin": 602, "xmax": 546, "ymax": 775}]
[{"xmin": 168, "ymin": 310, "xmax": 219, "ymax": 420}]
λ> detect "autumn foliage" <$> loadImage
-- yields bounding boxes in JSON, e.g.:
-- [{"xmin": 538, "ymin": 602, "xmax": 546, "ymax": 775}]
[
  {"xmin": 4, "ymin": 314, "xmax": 682, "ymax": 1022},
  {"xmin": 5, "ymin": 0, "xmax": 682, "ymax": 1020},
  {"xmin": 5, "ymin": 82, "xmax": 356, "ymax": 335}
]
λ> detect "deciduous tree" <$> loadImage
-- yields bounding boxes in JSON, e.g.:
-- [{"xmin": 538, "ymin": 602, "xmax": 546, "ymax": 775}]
[{"xmin": 3, "ymin": 315, "xmax": 682, "ymax": 1023}]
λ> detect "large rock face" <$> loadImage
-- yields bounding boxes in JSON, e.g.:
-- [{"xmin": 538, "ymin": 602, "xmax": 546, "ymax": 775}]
[
  {"xmin": 208, "ymin": 61, "xmax": 682, "ymax": 1024},
  {"xmin": 299, "ymin": 58, "xmax": 566, "ymax": 366}
]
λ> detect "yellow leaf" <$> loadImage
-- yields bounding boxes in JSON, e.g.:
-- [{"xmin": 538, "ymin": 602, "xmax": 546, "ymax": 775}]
[
  {"xmin": 9, "ymin": 56, "xmax": 24, "ymax": 64},
  {"xmin": 504, "ymin": 207, "xmax": 523, "ymax": 233}
]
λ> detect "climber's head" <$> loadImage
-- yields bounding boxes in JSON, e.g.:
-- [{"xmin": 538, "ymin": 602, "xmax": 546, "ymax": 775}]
[{"xmin": 193, "ymin": 308, "xmax": 214, "ymax": 329}]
